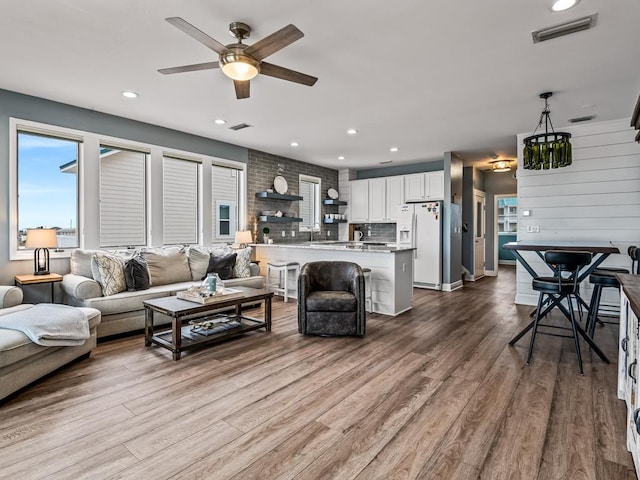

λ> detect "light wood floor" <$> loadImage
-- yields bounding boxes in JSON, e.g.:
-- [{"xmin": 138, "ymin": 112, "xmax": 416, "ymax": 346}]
[{"xmin": 0, "ymin": 266, "xmax": 636, "ymax": 479}]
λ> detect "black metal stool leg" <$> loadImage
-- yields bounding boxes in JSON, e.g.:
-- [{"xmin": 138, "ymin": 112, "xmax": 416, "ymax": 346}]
[
  {"xmin": 568, "ymin": 294, "xmax": 584, "ymax": 375},
  {"xmin": 526, "ymin": 292, "xmax": 546, "ymax": 365},
  {"xmin": 587, "ymin": 284, "xmax": 603, "ymax": 338}
]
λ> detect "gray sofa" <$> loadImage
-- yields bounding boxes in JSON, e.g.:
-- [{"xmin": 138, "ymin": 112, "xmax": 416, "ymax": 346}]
[
  {"xmin": 61, "ymin": 245, "xmax": 265, "ymax": 338},
  {"xmin": 0, "ymin": 286, "xmax": 101, "ymax": 401}
]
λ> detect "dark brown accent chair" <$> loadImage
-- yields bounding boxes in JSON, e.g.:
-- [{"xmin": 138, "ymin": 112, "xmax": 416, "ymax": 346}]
[{"xmin": 297, "ymin": 261, "xmax": 366, "ymax": 336}]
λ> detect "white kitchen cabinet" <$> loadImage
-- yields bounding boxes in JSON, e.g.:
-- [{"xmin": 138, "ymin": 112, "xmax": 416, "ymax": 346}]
[
  {"xmin": 385, "ymin": 176, "xmax": 404, "ymax": 222},
  {"xmin": 368, "ymin": 178, "xmax": 387, "ymax": 222},
  {"xmin": 617, "ymin": 280, "xmax": 640, "ymax": 475},
  {"xmin": 427, "ymin": 171, "xmax": 444, "ymax": 200},
  {"xmin": 404, "ymin": 171, "xmax": 445, "ymax": 202},
  {"xmin": 349, "ymin": 179, "xmax": 369, "ymax": 222},
  {"xmin": 404, "ymin": 173, "xmax": 426, "ymax": 202}
]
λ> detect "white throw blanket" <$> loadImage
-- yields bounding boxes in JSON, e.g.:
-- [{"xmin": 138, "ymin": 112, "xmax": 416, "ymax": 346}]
[{"xmin": 0, "ymin": 304, "xmax": 90, "ymax": 346}]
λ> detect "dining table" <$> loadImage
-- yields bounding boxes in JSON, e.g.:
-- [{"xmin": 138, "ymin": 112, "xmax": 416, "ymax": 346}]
[{"xmin": 504, "ymin": 239, "xmax": 620, "ymax": 364}]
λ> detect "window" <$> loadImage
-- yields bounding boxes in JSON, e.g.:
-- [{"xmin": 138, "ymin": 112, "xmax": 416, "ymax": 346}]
[
  {"xmin": 498, "ymin": 197, "xmax": 518, "ymax": 233},
  {"xmin": 99, "ymin": 145, "xmax": 147, "ymax": 247},
  {"xmin": 163, "ymin": 157, "xmax": 199, "ymax": 245},
  {"xmin": 299, "ymin": 175, "xmax": 321, "ymax": 231},
  {"xmin": 212, "ymin": 165, "xmax": 240, "ymax": 240},
  {"xmin": 17, "ymin": 131, "xmax": 80, "ymax": 249}
]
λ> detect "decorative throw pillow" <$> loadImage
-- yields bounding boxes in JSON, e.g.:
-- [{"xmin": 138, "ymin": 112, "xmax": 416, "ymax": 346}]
[
  {"xmin": 124, "ymin": 255, "xmax": 151, "ymax": 292},
  {"xmin": 233, "ymin": 247, "xmax": 252, "ymax": 278},
  {"xmin": 91, "ymin": 253, "xmax": 126, "ymax": 296},
  {"xmin": 187, "ymin": 245, "xmax": 232, "ymax": 281},
  {"xmin": 140, "ymin": 246, "xmax": 191, "ymax": 286},
  {"xmin": 202, "ymin": 252, "xmax": 237, "ymax": 281}
]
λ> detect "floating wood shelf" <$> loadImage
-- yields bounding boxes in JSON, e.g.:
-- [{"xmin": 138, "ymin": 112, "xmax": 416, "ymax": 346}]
[
  {"xmin": 322, "ymin": 199, "xmax": 347, "ymax": 206},
  {"xmin": 258, "ymin": 216, "xmax": 303, "ymax": 223},
  {"xmin": 256, "ymin": 192, "xmax": 303, "ymax": 201}
]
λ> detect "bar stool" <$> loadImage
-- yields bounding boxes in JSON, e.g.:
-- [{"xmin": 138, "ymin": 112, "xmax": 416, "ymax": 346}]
[
  {"xmin": 267, "ymin": 261, "xmax": 300, "ymax": 302},
  {"xmin": 362, "ymin": 267, "xmax": 372, "ymax": 313},
  {"xmin": 586, "ymin": 270, "xmax": 622, "ymax": 338}
]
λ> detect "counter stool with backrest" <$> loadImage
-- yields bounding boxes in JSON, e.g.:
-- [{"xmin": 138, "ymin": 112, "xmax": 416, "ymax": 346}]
[
  {"xmin": 267, "ymin": 261, "xmax": 300, "ymax": 302},
  {"xmin": 510, "ymin": 249, "xmax": 610, "ymax": 375}
]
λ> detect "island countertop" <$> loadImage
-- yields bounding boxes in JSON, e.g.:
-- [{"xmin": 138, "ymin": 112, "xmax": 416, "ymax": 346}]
[{"xmin": 250, "ymin": 241, "xmax": 413, "ymax": 253}]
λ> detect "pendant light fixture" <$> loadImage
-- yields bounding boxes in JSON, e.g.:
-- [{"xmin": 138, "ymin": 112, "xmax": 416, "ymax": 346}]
[
  {"xmin": 523, "ymin": 92, "xmax": 572, "ymax": 170},
  {"xmin": 491, "ymin": 160, "xmax": 512, "ymax": 172}
]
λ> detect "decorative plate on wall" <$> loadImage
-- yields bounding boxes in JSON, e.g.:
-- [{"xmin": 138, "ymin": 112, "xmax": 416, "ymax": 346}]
[
  {"xmin": 273, "ymin": 175, "xmax": 288, "ymax": 194},
  {"xmin": 327, "ymin": 188, "xmax": 339, "ymax": 199}
]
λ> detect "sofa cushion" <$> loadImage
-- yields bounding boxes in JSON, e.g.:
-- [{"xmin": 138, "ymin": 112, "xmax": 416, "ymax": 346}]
[
  {"xmin": 233, "ymin": 247, "xmax": 252, "ymax": 278},
  {"xmin": 70, "ymin": 249, "xmax": 105, "ymax": 278},
  {"xmin": 91, "ymin": 253, "xmax": 126, "ymax": 296},
  {"xmin": 305, "ymin": 291, "xmax": 357, "ymax": 312},
  {"xmin": 188, "ymin": 245, "xmax": 232, "ymax": 281},
  {"xmin": 140, "ymin": 246, "xmax": 191, "ymax": 286},
  {"xmin": 203, "ymin": 252, "xmax": 237, "ymax": 280},
  {"xmin": 0, "ymin": 305, "xmax": 100, "ymax": 368},
  {"xmin": 124, "ymin": 255, "xmax": 150, "ymax": 291}
]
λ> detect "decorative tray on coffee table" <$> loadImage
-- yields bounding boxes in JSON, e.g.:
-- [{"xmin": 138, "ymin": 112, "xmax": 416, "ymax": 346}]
[{"xmin": 177, "ymin": 287, "xmax": 244, "ymax": 305}]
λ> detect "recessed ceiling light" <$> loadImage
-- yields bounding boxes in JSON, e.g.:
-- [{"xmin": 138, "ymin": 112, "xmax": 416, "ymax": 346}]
[
  {"xmin": 390, "ymin": 147, "xmax": 399, "ymax": 152},
  {"xmin": 551, "ymin": 0, "xmax": 580, "ymax": 12},
  {"xmin": 347, "ymin": 129, "xmax": 359, "ymax": 135},
  {"xmin": 121, "ymin": 91, "xmax": 138, "ymax": 99},
  {"xmin": 290, "ymin": 142, "xmax": 299, "ymax": 147},
  {"xmin": 338, "ymin": 156, "xmax": 345, "ymax": 160},
  {"xmin": 214, "ymin": 119, "xmax": 227, "ymax": 125}
]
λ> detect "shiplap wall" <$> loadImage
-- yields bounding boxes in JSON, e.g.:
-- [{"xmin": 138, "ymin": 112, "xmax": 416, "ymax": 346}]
[{"xmin": 515, "ymin": 118, "xmax": 640, "ymax": 305}]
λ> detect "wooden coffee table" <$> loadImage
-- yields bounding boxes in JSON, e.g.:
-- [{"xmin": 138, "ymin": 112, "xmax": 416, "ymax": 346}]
[{"xmin": 143, "ymin": 287, "xmax": 273, "ymax": 360}]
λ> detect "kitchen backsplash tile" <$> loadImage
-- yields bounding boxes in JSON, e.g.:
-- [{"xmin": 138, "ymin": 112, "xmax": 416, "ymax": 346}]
[{"xmin": 351, "ymin": 223, "xmax": 397, "ymax": 243}]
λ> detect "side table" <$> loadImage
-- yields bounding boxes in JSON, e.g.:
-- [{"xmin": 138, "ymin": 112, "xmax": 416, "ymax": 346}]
[{"xmin": 14, "ymin": 273, "xmax": 63, "ymax": 303}]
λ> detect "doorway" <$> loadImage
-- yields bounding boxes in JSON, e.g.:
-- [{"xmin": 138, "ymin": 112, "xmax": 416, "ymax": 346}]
[
  {"xmin": 494, "ymin": 194, "xmax": 518, "ymax": 270},
  {"xmin": 474, "ymin": 190, "xmax": 486, "ymax": 280}
]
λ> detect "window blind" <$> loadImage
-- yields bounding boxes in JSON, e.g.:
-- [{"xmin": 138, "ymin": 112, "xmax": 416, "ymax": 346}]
[{"xmin": 163, "ymin": 157, "xmax": 198, "ymax": 245}]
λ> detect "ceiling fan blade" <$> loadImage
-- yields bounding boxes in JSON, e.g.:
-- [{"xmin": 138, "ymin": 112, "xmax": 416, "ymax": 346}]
[
  {"xmin": 260, "ymin": 62, "xmax": 318, "ymax": 86},
  {"xmin": 165, "ymin": 17, "xmax": 228, "ymax": 55},
  {"xmin": 234, "ymin": 80, "xmax": 250, "ymax": 99},
  {"xmin": 244, "ymin": 24, "xmax": 304, "ymax": 60},
  {"xmin": 158, "ymin": 61, "xmax": 220, "ymax": 75}
]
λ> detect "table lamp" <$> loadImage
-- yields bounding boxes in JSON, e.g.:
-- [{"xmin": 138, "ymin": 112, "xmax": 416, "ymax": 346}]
[
  {"xmin": 25, "ymin": 227, "xmax": 57, "ymax": 275},
  {"xmin": 235, "ymin": 230, "xmax": 253, "ymax": 248}
]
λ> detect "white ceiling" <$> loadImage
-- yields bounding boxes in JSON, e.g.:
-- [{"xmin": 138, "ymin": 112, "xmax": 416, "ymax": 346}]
[{"xmin": 1, "ymin": 0, "xmax": 639, "ymax": 171}]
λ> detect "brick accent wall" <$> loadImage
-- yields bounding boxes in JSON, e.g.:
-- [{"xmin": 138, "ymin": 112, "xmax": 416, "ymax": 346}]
[{"xmin": 247, "ymin": 150, "xmax": 340, "ymax": 244}]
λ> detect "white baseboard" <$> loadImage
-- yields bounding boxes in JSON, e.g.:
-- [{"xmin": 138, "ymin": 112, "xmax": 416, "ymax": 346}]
[
  {"xmin": 442, "ymin": 280, "xmax": 463, "ymax": 292},
  {"xmin": 515, "ymin": 293, "xmax": 538, "ymax": 306},
  {"xmin": 485, "ymin": 269, "xmax": 498, "ymax": 277},
  {"xmin": 499, "ymin": 260, "xmax": 516, "ymax": 266}
]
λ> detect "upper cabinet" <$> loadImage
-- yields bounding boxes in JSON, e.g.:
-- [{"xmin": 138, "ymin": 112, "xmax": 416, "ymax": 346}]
[
  {"xmin": 349, "ymin": 179, "xmax": 369, "ymax": 223},
  {"xmin": 385, "ymin": 176, "xmax": 405, "ymax": 222},
  {"xmin": 404, "ymin": 171, "xmax": 444, "ymax": 202},
  {"xmin": 349, "ymin": 171, "xmax": 444, "ymax": 223}
]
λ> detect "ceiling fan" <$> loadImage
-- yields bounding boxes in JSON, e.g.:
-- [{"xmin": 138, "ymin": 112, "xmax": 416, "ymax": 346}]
[{"xmin": 158, "ymin": 17, "xmax": 318, "ymax": 99}]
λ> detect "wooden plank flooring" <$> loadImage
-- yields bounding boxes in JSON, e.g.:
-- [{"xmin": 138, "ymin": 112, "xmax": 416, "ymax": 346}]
[{"xmin": 0, "ymin": 266, "xmax": 636, "ymax": 479}]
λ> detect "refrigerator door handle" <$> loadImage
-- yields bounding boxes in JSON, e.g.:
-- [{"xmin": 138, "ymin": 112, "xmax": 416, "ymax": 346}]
[{"xmin": 412, "ymin": 211, "xmax": 418, "ymax": 259}]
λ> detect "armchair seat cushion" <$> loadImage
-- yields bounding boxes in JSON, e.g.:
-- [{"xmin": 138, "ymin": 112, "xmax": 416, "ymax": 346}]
[{"xmin": 305, "ymin": 291, "xmax": 357, "ymax": 312}]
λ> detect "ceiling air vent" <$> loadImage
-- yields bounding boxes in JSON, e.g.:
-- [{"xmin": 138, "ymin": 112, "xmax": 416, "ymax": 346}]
[
  {"xmin": 532, "ymin": 13, "xmax": 597, "ymax": 44},
  {"xmin": 229, "ymin": 123, "xmax": 252, "ymax": 131},
  {"xmin": 569, "ymin": 115, "xmax": 596, "ymax": 123}
]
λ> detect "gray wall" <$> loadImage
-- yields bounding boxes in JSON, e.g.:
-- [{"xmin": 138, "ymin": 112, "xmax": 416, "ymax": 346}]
[
  {"xmin": 462, "ymin": 166, "xmax": 487, "ymax": 275},
  {"xmin": 0, "ymin": 89, "xmax": 249, "ymax": 297},
  {"xmin": 356, "ymin": 160, "xmax": 444, "ymax": 179},
  {"xmin": 443, "ymin": 152, "xmax": 464, "ymax": 288},
  {"xmin": 483, "ymin": 171, "xmax": 517, "ymax": 272}
]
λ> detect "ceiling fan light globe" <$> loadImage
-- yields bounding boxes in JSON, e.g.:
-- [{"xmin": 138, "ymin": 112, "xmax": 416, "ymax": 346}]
[{"xmin": 220, "ymin": 53, "xmax": 259, "ymax": 81}]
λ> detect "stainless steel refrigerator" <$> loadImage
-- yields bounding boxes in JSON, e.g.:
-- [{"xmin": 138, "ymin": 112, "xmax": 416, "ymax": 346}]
[{"xmin": 396, "ymin": 201, "xmax": 442, "ymax": 290}]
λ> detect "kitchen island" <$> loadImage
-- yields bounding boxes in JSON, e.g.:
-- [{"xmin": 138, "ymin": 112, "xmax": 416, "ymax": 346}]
[{"xmin": 253, "ymin": 242, "xmax": 414, "ymax": 316}]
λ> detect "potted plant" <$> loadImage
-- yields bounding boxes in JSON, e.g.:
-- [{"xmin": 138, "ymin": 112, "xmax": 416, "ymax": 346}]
[{"xmin": 262, "ymin": 227, "xmax": 270, "ymax": 244}]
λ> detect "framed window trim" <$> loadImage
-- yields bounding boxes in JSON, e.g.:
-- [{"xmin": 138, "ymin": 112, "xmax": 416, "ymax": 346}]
[
  {"xmin": 9, "ymin": 117, "xmax": 247, "ymax": 261},
  {"xmin": 299, "ymin": 174, "xmax": 321, "ymax": 232}
]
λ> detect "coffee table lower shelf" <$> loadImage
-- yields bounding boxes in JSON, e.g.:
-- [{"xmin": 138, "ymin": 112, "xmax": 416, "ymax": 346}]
[{"xmin": 148, "ymin": 316, "xmax": 267, "ymax": 358}]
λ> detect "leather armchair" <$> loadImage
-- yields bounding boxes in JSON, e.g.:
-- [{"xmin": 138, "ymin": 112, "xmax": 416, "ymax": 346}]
[{"xmin": 297, "ymin": 261, "xmax": 366, "ymax": 336}]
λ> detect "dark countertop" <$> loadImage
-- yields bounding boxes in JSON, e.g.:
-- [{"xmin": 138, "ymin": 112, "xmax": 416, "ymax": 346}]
[{"xmin": 617, "ymin": 274, "xmax": 640, "ymax": 317}]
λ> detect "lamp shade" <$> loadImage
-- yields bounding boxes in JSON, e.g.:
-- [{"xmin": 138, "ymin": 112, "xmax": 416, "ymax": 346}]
[
  {"xmin": 25, "ymin": 228, "xmax": 58, "ymax": 248},
  {"xmin": 235, "ymin": 230, "xmax": 253, "ymax": 245}
]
